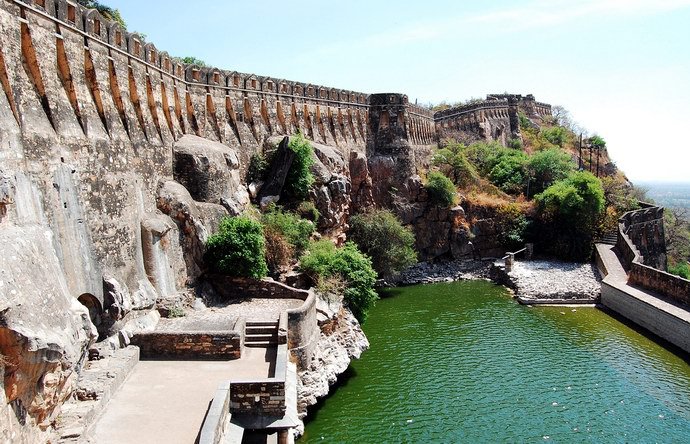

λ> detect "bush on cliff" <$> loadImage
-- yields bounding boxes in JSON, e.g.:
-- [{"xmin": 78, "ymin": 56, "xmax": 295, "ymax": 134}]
[
  {"xmin": 426, "ymin": 171, "xmax": 457, "ymax": 207},
  {"xmin": 261, "ymin": 206, "xmax": 314, "ymax": 255},
  {"xmin": 534, "ymin": 171, "xmax": 605, "ymax": 260},
  {"xmin": 300, "ymin": 241, "xmax": 378, "ymax": 323},
  {"xmin": 432, "ymin": 141, "xmax": 481, "ymax": 188},
  {"xmin": 285, "ymin": 133, "xmax": 315, "ymax": 199},
  {"xmin": 205, "ymin": 216, "xmax": 268, "ymax": 278},
  {"xmin": 487, "ymin": 149, "xmax": 529, "ymax": 194},
  {"xmin": 526, "ymin": 148, "xmax": 575, "ymax": 197},
  {"xmin": 349, "ymin": 209, "xmax": 417, "ymax": 278}
]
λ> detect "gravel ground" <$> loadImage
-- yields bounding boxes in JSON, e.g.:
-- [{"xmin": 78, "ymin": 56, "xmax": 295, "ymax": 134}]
[{"xmin": 507, "ymin": 260, "xmax": 601, "ymax": 301}]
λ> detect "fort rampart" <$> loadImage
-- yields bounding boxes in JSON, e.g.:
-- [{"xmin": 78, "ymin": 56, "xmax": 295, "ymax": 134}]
[
  {"xmin": 616, "ymin": 203, "xmax": 689, "ymax": 306},
  {"xmin": 434, "ymin": 93, "xmax": 552, "ymax": 144},
  {"xmin": 0, "ymin": 0, "xmax": 437, "ymax": 156}
]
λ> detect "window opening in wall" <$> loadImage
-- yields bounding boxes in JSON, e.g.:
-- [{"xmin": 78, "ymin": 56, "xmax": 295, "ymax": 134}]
[
  {"xmin": 35, "ymin": 0, "xmax": 45, "ymax": 8},
  {"xmin": 267, "ymin": 81, "xmax": 273, "ymax": 90},
  {"xmin": 164, "ymin": 59, "xmax": 170, "ymax": 71},
  {"xmin": 93, "ymin": 19, "xmax": 101, "ymax": 35},
  {"xmin": 281, "ymin": 84, "xmax": 287, "ymax": 93},
  {"xmin": 251, "ymin": 79, "xmax": 257, "ymax": 89},
  {"xmin": 67, "ymin": 5, "xmax": 76, "ymax": 22},
  {"xmin": 308, "ymin": 87, "xmax": 313, "ymax": 96},
  {"xmin": 192, "ymin": 69, "xmax": 200, "ymax": 81},
  {"xmin": 134, "ymin": 40, "xmax": 141, "ymax": 57},
  {"xmin": 149, "ymin": 51, "xmax": 156, "ymax": 63},
  {"xmin": 233, "ymin": 75, "xmax": 240, "ymax": 87},
  {"xmin": 213, "ymin": 72, "xmax": 220, "ymax": 84},
  {"xmin": 115, "ymin": 30, "xmax": 122, "ymax": 46}
]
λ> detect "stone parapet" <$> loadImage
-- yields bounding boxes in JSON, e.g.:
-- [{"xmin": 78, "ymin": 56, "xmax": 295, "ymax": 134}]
[{"xmin": 130, "ymin": 331, "xmax": 241, "ymax": 359}]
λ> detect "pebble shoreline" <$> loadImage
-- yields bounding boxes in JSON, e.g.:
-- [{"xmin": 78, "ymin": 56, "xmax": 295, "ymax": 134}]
[{"xmin": 390, "ymin": 258, "xmax": 602, "ymax": 303}]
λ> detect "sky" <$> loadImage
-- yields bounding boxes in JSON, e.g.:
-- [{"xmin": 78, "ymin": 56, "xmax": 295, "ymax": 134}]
[{"xmin": 109, "ymin": 0, "xmax": 690, "ymax": 183}]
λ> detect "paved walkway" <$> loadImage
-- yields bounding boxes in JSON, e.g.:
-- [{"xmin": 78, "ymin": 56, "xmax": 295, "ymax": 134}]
[
  {"xmin": 596, "ymin": 243, "xmax": 690, "ymax": 323},
  {"xmin": 89, "ymin": 348, "xmax": 275, "ymax": 444}
]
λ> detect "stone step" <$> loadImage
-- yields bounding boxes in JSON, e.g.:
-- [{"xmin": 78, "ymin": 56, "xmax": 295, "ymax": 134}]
[
  {"xmin": 245, "ymin": 325, "xmax": 278, "ymax": 335},
  {"xmin": 245, "ymin": 320, "xmax": 279, "ymax": 327},
  {"xmin": 244, "ymin": 340, "xmax": 278, "ymax": 348},
  {"xmin": 245, "ymin": 333, "xmax": 278, "ymax": 342}
]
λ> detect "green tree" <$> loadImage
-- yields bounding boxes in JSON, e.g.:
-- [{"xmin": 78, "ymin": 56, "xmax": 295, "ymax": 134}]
[
  {"xmin": 535, "ymin": 171, "xmax": 605, "ymax": 260},
  {"xmin": 205, "ymin": 216, "xmax": 268, "ymax": 278},
  {"xmin": 431, "ymin": 141, "xmax": 481, "ymax": 188},
  {"xmin": 261, "ymin": 206, "xmax": 314, "ymax": 255},
  {"xmin": 300, "ymin": 241, "xmax": 378, "ymax": 322},
  {"xmin": 488, "ymin": 149, "xmax": 528, "ymax": 194},
  {"xmin": 527, "ymin": 148, "xmax": 575, "ymax": 197},
  {"xmin": 349, "ymin": 209, "xmax": 417, "ymax": 278},
  {"xmin": 76, "ymin": 0, "xmax": 126, "ymax": 28},
  {"xmin": 181, "ymin": 56, "xmax": 207, "ymax": 67},
  {"xmin": 541, "ymin": 126, "xmax": 570, "ymax": 147},
  {"xmin": 285, "ymin": 133, "xmax": 315, "ymax": 199},
  {"xmin": 589, "ymin": 135, "xmax": 606, "ymax": 149},
  {"xmin": 426, "ymin": 171, "xmax": 456, "ymax": 207}
]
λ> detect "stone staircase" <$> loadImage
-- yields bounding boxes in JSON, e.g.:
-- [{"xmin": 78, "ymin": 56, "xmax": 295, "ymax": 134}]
[
  {"xmin": 244, "ymin": 320, "xmax": 279, "ymax": 348},
  {"xmin": 597, "ymin": 231, "xmax": 618, "ymax": 245}
]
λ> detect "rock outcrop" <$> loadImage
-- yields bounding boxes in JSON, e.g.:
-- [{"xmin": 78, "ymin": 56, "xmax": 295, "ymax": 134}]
[{"xmin": 296, "ymin": 299, "xmax": 369, "ymax": 421}]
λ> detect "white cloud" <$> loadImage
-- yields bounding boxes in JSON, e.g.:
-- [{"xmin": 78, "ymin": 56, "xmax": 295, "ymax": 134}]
[{"xmin": 308, "ymin": 0, "xmax": 690, "ymax": 54}]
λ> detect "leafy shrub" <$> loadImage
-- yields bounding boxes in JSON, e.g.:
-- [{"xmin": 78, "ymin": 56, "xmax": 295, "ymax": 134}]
[
  {"xmin": 261, "ymin": 206, "xmax": 314, "ymax": 255},
  {"xmin": 518, "ymin": 112, "xmax": 532, "ymax": 130},
  {"xmin": 285, "ymin": 133, "xmax": 315, "ymax": 199},
  {"xmin": 205, "ymin": 216, "xmax": 268, "ymax": 278},
  {"xmin": 300, "ymin": 241, "xmax": 378, "ymax": 322},
  {"xmin": 426, "ymin": 171, "xmax": 457, "ymax": 207},
  {"xmin": 527, "ymin": 148, "xmax": 575, "ymax": 197},
  {"xmin": 507, "ymin": 138, "xmax": 523, "ymax": 150},
  {"xmin": 431, "ymin": 142, "xmax": 481, "ymax": 188},
  {"xmin": 296, "ymin": 200, "xmax": 320, "ymax": 222},
  {"xmin": 589, "ymin": 135, "xmax": 606, "ymax": 149},
  {"xmin": 463, "ymin": 141, "xmax": 504, "ymax": 176},
  {"xmin": 263, "ymin": 226, "xmax": 293, "ymax": 274},
  {"xmin": 668, "ymin": 262, "xmax": 690, "ymax": 280},
  {"xmin": 167, "ymin": 305, "xmax": 186, "ymax": 318},
  {"xmin": 496, "ymin": 203, "xmax": 529, "ymax": 250},
  {"xmin": 247, "ymin": 152, "xmax": 269, "ymax": 183},
  {"xmin": 535, "ymin": 171, "xmax": 605, "ymax": 260},
  {"xmin": 349, "ymin": 209, "xmax": 417, "ymax": 278},
  {"xmin": 541, "ymin": 126, "xmax": 570, "ymax": 147},
  {"xmin": 488, "ymin": 149, "xmax": 528, "ymax": 194}
]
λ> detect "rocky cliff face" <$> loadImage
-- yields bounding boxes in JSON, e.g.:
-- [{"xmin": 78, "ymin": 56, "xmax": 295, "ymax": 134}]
[{"xmin": 296, "ymin": 298, "xmax": 369, "ymax": 423}]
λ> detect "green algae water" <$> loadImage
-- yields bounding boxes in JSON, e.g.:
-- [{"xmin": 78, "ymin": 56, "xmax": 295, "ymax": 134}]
[{"xmin": 300, "ymin": 281, "xmax": 690, "ymax": 443}]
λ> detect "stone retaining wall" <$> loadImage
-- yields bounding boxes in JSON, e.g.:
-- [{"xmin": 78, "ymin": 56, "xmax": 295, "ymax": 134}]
[{"xmin": 130, "ymin": 331, "xmax": 241, "ymax": 359}]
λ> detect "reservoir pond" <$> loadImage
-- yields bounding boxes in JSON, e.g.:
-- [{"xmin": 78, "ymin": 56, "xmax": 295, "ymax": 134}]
[{"xmin": 301, "ymin": 280, "xmax": 690, "ymax": 443}]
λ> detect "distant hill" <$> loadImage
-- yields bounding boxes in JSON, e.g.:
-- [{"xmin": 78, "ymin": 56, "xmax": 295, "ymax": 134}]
[{"xmin": 637, "ymin": 182, "xmax": 690, "ymax": 210}]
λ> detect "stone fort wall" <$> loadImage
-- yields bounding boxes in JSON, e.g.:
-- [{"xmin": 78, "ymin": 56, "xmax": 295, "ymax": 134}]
[
  {"xmin": 0, "ymin": 0, "xmax": 436, "ymax": 154},
  {"xmin": 434, "ymin": 93, "xmax": 552, "ymax": 144}
]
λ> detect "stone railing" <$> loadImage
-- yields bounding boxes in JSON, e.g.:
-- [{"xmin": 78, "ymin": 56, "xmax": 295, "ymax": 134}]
[
  {"xmin": 130, "ymin": 319, "xmax": 243, "ymax": 359},
  {"xmin": 198, "ymin": 381, "xmax": 232, "ymax": 444}
]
